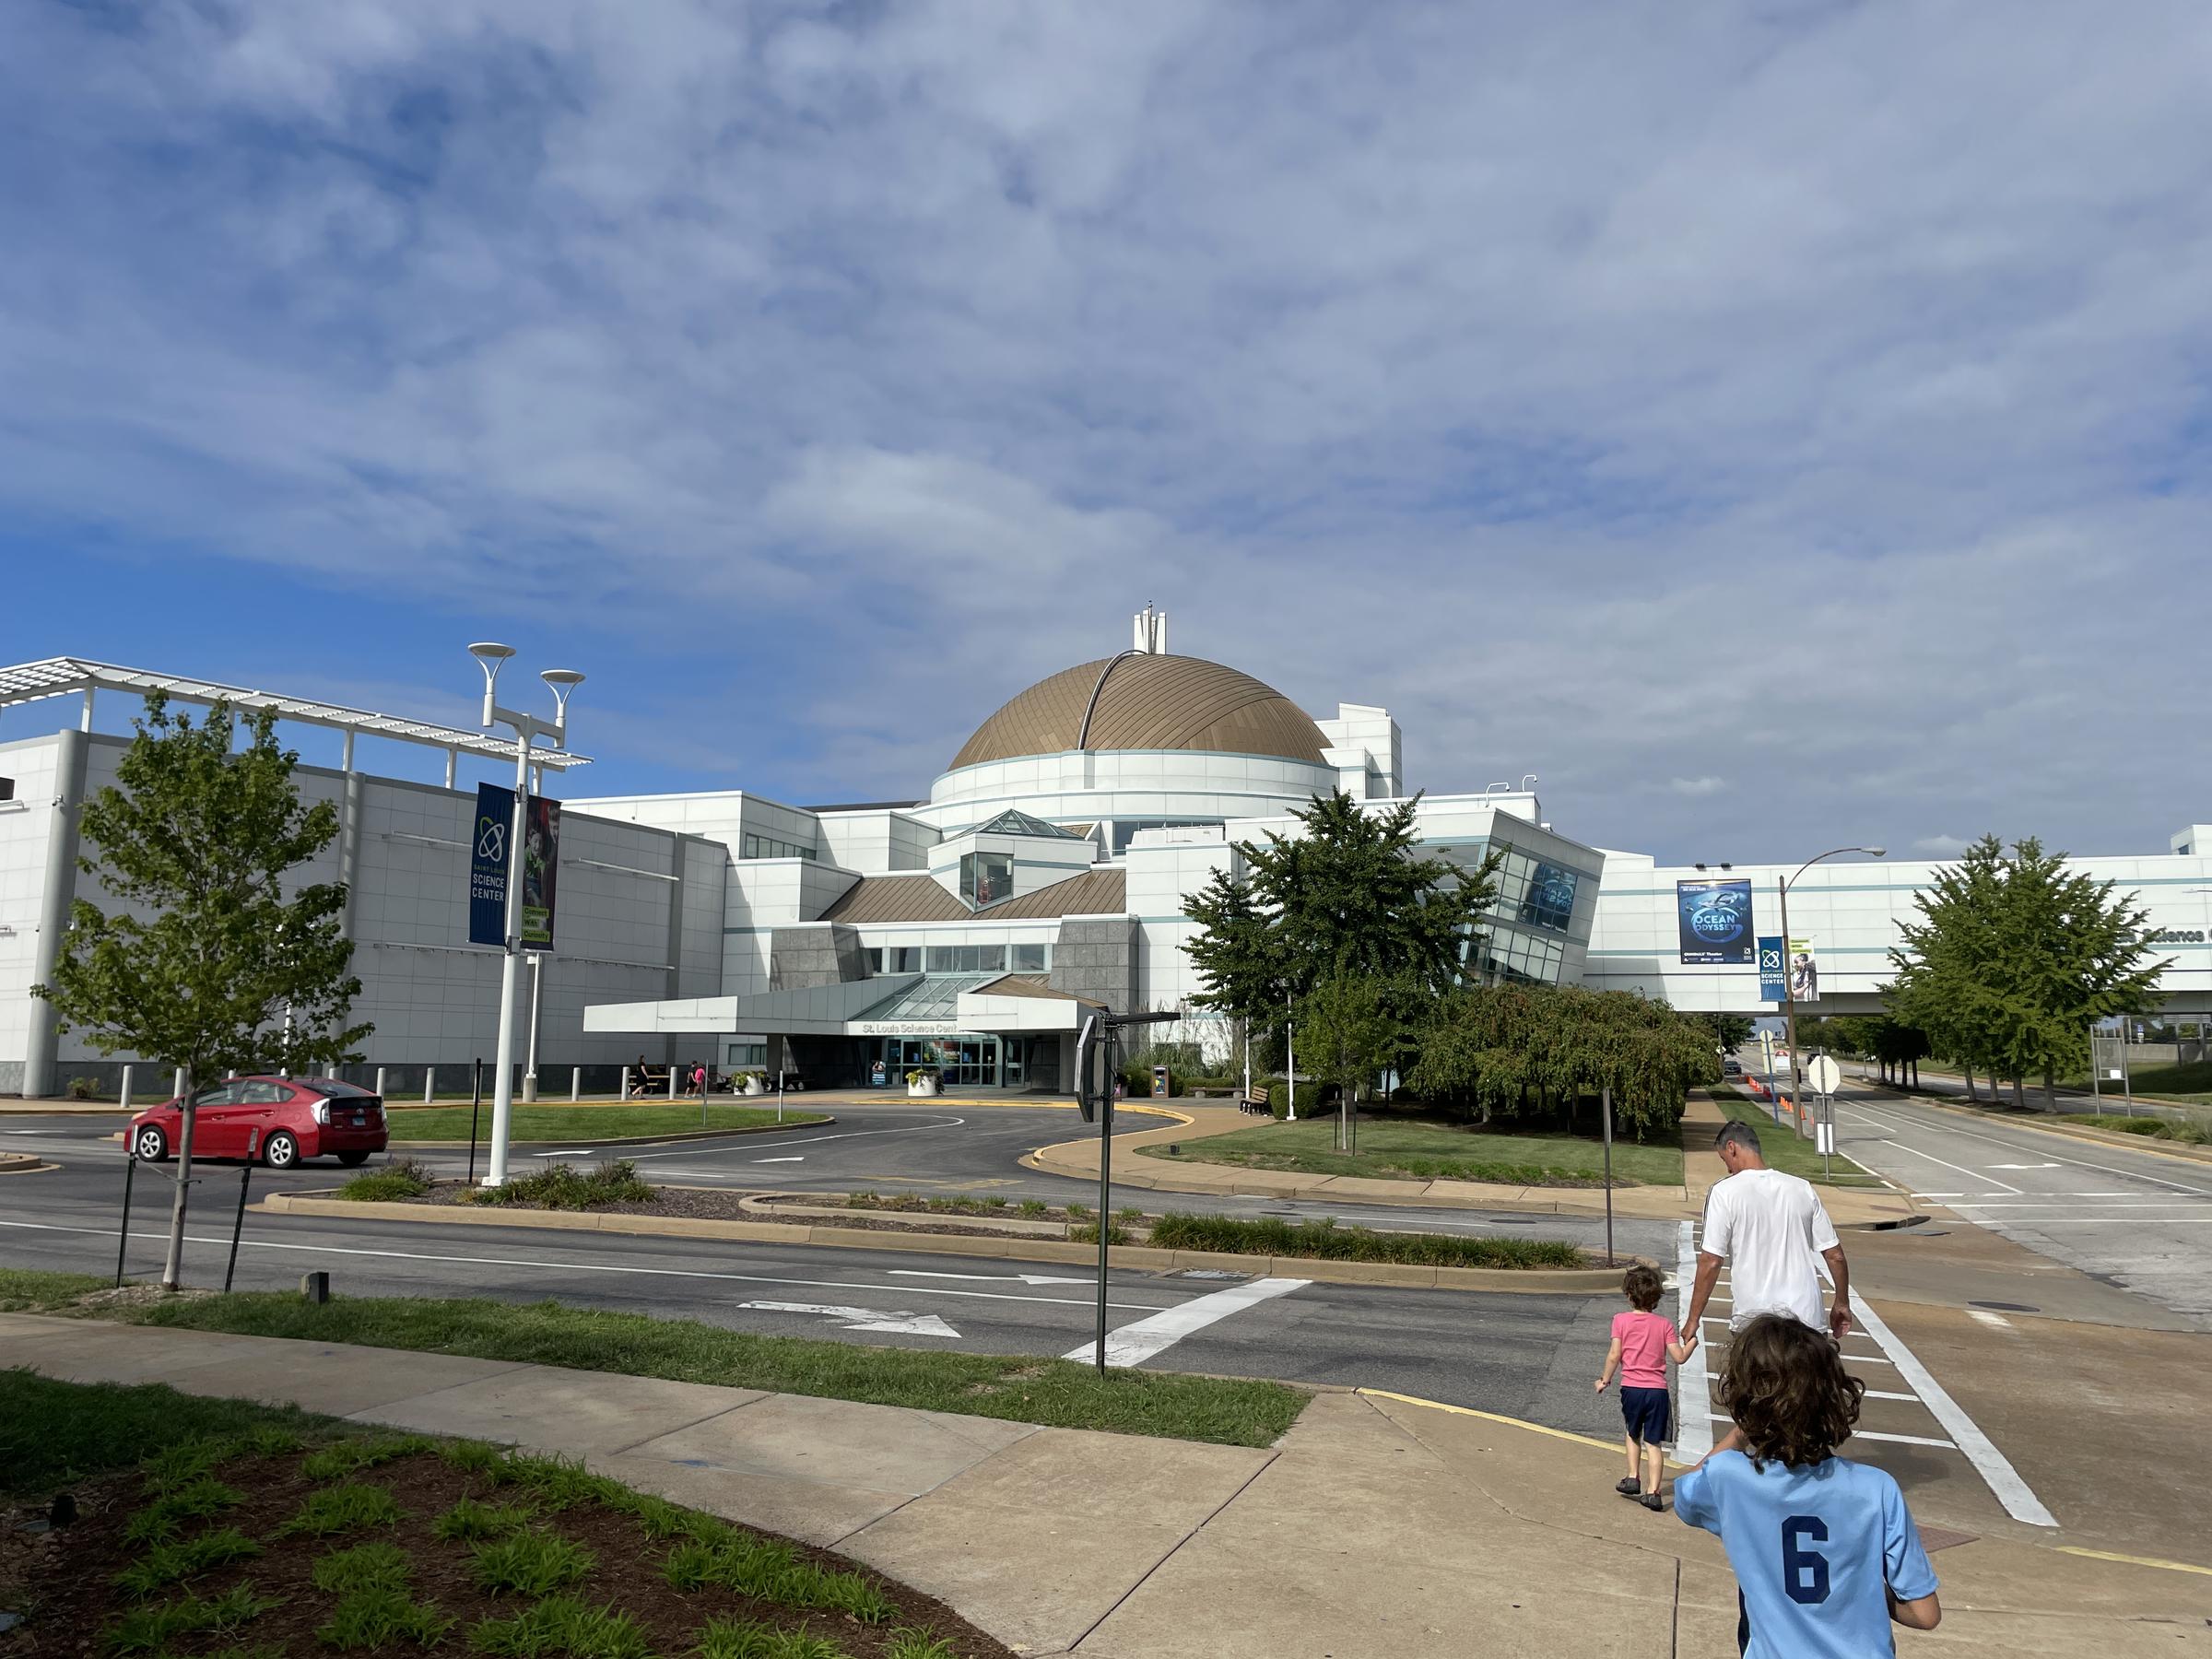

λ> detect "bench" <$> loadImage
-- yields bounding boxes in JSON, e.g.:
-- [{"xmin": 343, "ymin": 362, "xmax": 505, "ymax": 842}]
[{"xmin": 1240, "ymin": 1089, "xmax": 1273, "ymax": 1117}]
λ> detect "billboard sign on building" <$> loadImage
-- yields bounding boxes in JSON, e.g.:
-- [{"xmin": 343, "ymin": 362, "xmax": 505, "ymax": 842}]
[
  {"xmin": 1677, "ymin": 878, "xmax": 1755, "ymax": 965},
  {"xmin": 469, "ymin": 782, "xmax": 512, "ymax": 948},
  {"xmin": 1758, "ymin": 935, "xmax": 1787, "ymax": 1002},
  {"xmin": 1788, "ymin": 937, "xmax": 1819, "ymax": 1003}
]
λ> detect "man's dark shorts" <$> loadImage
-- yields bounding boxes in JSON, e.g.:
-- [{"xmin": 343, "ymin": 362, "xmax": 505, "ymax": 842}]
[{"xmin": 1619, "ymin": 1385, "xmax": 1671, "ymax": 1445}]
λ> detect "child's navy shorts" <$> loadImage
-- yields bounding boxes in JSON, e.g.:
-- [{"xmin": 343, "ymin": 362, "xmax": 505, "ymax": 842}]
[{"xmin": 1619, "ymin": 1385, "xmax": 1671, "ymax": 1444}]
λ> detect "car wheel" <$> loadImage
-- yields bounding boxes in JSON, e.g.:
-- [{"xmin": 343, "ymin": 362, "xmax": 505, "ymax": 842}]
[
  {"xmin": 335, "ymin": 1150, "xmax": 371, "ymax": 1167},
  {"xmin": 261, "ymin": 1131, "xmax": 300, "ymax": 1170},
  {"xmin": 132, "ymin": 1125, "xmax": 169, "ymax": 1162}
]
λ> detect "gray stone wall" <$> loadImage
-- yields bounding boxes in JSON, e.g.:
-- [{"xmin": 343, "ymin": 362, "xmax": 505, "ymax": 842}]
[
  {"xmin": 1049, "ymin": 918, "xmax": 1139, "ymax": 1011},
  {"xmin": 768, "ymin": 924, "xmax": 869, "ymax": 991}
]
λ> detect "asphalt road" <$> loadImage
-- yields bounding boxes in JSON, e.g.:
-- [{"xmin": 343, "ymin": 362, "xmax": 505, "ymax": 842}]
[{"xmin": 1822, "ymin": 1083, "xmax": 2212, "ymax": 1328}]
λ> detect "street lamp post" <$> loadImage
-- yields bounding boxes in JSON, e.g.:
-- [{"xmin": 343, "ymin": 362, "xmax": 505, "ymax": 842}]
[
  {"xmin": 1777, "ymin": 845, "xmax": 1885, "ymax": 1142},
  {"xmin": 468, "ymin": 644, "xmax": 582, "ymax": 1188}
]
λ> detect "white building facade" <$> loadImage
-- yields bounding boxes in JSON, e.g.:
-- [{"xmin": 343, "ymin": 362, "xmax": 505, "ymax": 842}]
[{"xmin": 3, "ymin": 629, "xmax": 2206, "ymax": 1099}]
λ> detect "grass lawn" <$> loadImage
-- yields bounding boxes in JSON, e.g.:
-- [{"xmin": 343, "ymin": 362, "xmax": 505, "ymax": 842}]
[
  {"xmin": 1140, "ymin": 1114, "xmax": 1685, "ymax": 1187},
  {"xmin": 103, "ymin": 1291, "xmax": 1308, "ymax": 1449},
  {"xmin": 0, "ymin": 1265, "xmax": 111, "ymax": 1312},
  {"xmin": 382, "ymin": 1103, "xmax": 827, "ymax": 1142},
  {"xmin": 0, "ymin": 1372, "xmax": 1003, "ymax": 1659},
  {"xmin": 2055, "ymin": 1112, "xmax": 2212, "ymax": 1146}
]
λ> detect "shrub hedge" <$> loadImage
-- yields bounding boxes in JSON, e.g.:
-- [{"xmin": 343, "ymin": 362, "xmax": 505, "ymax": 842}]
[{"xmin": 1147, "ymin": 1212, "xmax": 1581, "ymax": 1269}]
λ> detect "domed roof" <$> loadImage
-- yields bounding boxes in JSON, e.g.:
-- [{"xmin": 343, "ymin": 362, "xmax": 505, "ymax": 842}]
[{"xmin": 950, "ymin": 653, "xmax": 1328, "ymax": 771}]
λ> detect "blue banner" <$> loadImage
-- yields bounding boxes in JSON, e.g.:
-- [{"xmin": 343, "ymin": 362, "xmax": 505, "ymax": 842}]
[
  {"xmin": 1677, "ymin": 877, "xmax": 1755, "ymax": 965},
  {"xmin": 469, "ymin": 782, "xmax": 513, "ymax": 947},
  {"xmin": 1758, "ymin": 935, "xmax": 1786, "ymax": 1002}
]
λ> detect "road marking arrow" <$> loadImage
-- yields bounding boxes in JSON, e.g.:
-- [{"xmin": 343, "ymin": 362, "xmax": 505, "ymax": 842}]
[
  {"xmin": 880, "ymin": 1283, "xmax": 1088, "ymax": 1291},
  {"xmin": 739, "ymin": 1300, "xmax": 960, "ymax": 1338}
]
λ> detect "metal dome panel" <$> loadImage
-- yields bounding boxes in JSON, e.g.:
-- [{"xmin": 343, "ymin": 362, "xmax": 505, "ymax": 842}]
[{"xmin": 949, "ymin": 655, "xmax": 1327, "ymax": 771}]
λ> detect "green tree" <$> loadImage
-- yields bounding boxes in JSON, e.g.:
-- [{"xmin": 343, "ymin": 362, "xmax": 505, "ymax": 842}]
[
  {"xmin": 1889, "ymin": 834, "xmax": 2163, "ymax": 1107},
  {"xmin": 36, "ymin": 695, "xmax": 371, "ymax": 1287},
  {"xmin": 1700, "ymin": 1012, "xmax": 1754, "ymax": 1053},
  {"xmin": 1182, "ymin": 790, "xmax": 1499, "ymax": 1024},
  {"xmin": 1407, "ymin": 983, "xmax": 1716, "ymax": 1141},
  {"xmin": 1296, "ymin": 971, "xmax": 1410, "ymax": 1150}
]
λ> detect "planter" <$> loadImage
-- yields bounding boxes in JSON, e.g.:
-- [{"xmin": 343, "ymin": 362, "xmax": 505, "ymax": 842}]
[
  {"xmin": 908, "ymin": 1080, "xmax": 939, "ymax": 1098},
  {"xmin": 742, "ymin": 1077, "xmax": 764, "ymax": 1097}
]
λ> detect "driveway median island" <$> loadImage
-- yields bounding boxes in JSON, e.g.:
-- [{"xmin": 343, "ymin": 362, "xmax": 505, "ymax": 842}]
[
  {"xmin": 309, "ymin": 1162, "xmax": 1610, "ymax": 1278},
  {"xmin": 1138, "ymin": 1114, "xmax": 1686, "ymax": 1187},
  {"xmin": 382, "ymin": 1102, "xmax": 830, "ymax": 1146}
]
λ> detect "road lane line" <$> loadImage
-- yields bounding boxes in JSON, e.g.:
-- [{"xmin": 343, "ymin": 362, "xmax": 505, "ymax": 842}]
[
  {"xmin": 624, "ymin": 1117, "xmax": 966, "ymax": 1162},
  {"xmin": 1863, "ymin": 1390, "xmax": 1921, "ymax": 1401},
  {"xmin": 1848, "ymin": 1102, "xmax": 2212, "ymax": 1197},
  {"xmin": 1065, "ymin": 1277, "xmax": 1308, "ymax": 1368},
  {"xmin": 1675, "ymin": 1221, "xmax": 1712, "ymax": 1461},
  {"xmin": 1849, "ymin": 1296, "xmax": 2056, "ymax": 1527},
  {"xmin": 1870, "ymin": 1139, "xmax": 2023, "ymax": 1194},
  {"xmin": 0, "ymin": 1218, "xmax": 1162, "ymax": 1311}
]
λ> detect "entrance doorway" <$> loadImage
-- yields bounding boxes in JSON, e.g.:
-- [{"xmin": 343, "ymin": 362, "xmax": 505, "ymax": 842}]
[{"xmin": 883, "ymin": 1036, "xmax": 1000, "ymax": 1088}]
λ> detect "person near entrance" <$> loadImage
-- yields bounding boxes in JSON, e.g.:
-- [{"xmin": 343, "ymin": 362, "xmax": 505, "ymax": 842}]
[{"xmin": 1682, "ymin": 1121, "xmax": 1853, "ymax": 1344}]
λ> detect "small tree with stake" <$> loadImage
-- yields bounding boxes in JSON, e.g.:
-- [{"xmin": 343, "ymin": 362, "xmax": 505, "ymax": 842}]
[{"xmin": 35, "ymin": 695, "xmax": 371, "ymax": 1289}]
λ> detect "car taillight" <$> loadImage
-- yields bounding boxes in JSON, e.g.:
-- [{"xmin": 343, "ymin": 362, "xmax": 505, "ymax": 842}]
[{"xmin": 313, "ymin": 1101, "xmax": 331, "ymax": 1125}]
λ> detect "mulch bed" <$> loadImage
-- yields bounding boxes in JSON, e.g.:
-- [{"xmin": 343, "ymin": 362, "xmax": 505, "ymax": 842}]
[{"xmin": 0, "ymin": 1441, "xmax": 1012, "ymax": 1659}]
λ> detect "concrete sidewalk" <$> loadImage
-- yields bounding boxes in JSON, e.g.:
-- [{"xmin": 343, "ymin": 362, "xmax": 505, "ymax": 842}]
[
  {"xmin": 4, "ymin": 1312, "xmax": 2199, "ymax": 1655},
  {"xmin": 1031, "ymin": 1096, "xmax": 1919, "ymax": 1228}
]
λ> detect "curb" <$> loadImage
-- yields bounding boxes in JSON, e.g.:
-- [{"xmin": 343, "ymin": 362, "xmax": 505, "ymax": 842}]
[
  {"xmin": 387, "ymin": 1115, "xmax": 835, "ymax": 1150},
  {"xmin": 254, "ymin": 1191, "xmax": 1638, "ymax": 1294},
  {"xmin": 0, "ymin": 1152, "xmax": 55, "ymax": 1174}
]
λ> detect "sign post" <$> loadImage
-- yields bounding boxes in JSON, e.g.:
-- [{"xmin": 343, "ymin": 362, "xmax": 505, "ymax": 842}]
[
  {"xmin": 1806, "ymin": 1054, "xmax": 1842, "ymax": 1178},
  {"xmin": 1600, "ymin": 1084, "xmax": 1615, "ymax": 1266},
  {"xmin": 1077, "ymin": 1009, "xmax": 1180, "ymax": 1374}
]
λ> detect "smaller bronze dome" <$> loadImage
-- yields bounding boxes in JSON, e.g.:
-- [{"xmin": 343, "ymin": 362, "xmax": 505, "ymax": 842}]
[{"xmin": 950, "ymin": 654, "xmax": 1328, "ymax": 771}]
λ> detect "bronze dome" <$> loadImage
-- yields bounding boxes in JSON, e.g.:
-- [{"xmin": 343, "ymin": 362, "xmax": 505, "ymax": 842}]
[{"xmin": 950, "ymin": 654, "xmax": 1328, "ymax": 771}]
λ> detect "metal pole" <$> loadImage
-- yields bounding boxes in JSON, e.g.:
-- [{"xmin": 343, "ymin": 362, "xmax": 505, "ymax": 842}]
[
  {"xmin": 120, "ymin": 1063, "xmax": 134, "ymax": 1112},
  {"xmin": 2089, "ymin": 1024, "xmax": 2100, "ymax": 1116},
  {"xmin": 667, "ymin": 1062, "xmax": 679, "ymax": 1100},
  {"xmin": 424, "ymin": 1065, "xmax": 435, "ymax": 1105},
  {"xmin": 1095, "ymin": 1032, "xmax": 1117, "ymax": 1376},
  {"xmin": 224, "ymin": 1133, "xmax": 256, "ymax": 1294},
  {"xmin": 375, "ymin": 1066, "xmax": 387, "ymax": 1101},
  {"xmin": 523, "ymin": 955, "xmax": 544, "ymax": 1103},
  {"xmin": 466, "ymin": 1058, "xmax": 484, "ymax": 1186},
  {"xmin": 172, "ymin": 1066, "xmax": 186, "ymax": 1101},
  {"xmin": 115, "ymin": 1145, "xmax": 136, "ymax": 1288},
  {"xmin": 1601, "ymin": 1084, "xmax": 1614, "ymax": 1266},
  {"xmin": 485, "ymin": 729, "xmax": 531, "ymax": 1186},
  {"xmin": 1779, "ymin": 877, "xmax": 1806, "ymax": 1139},
  {"xmin": 570, "ymin": 1065, "xmax": 581, "ymax": 1103},
  {"xmin": 2122, "ymin": 1033, "xmax": 2133, "ymax": 1113},
  {"xmin": 778, "ymin": 1069, "xmax": 785, "ymax": 1124},
  {"xmin": 1286, "ymin": 1007, "xmax": 1297, "ymax": 1122},
  {"xmin": 621, "ymin": 1066, "xmax": 630, "ymax": 1102}
]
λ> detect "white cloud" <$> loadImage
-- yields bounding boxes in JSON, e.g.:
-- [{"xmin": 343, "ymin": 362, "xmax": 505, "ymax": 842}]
[
  {"xmin": 2, "ymin": 2, "xmax": 2210, "ymax": 853},
  {"xmin": 1913, "ymin": 835, "xmax": 1971, "ymax": 856}
]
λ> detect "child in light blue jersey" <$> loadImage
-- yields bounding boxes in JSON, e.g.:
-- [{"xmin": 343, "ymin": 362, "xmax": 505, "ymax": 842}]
[{"xmin": 1676, "ymin": 1313, "xmax": 1941, "ymax": 1658}]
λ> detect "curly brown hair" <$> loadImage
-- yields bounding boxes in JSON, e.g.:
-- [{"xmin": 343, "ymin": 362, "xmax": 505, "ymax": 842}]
[
  {"xmin": 1715, "ymin": 1314, "xmax": 1864, "ymax": 1469},
  {"xmin": 1622, "ymin": 1264, "xmax": 1665, "ymax": 1312}
]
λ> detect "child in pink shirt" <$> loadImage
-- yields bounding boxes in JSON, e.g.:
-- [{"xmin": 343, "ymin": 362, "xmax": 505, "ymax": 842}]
[{"xmin": 1595, "ymin": 1263, "xmax": 1698, "ymax": 1511}]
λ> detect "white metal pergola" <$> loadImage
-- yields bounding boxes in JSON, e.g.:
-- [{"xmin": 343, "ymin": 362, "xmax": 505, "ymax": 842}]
[{"xmin": 0, "ymin": 657, "xmax": 593, "ymax": 783}]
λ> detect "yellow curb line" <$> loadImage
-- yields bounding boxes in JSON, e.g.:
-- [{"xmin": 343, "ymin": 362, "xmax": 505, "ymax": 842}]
[
  {"xmin": 2054, "ymin": 1546, "xmax": 2212, "ymax": 1578},
  {"xmin": 1355, "ymin": 1386, "xmax": 1697, "ymax": 1468}
]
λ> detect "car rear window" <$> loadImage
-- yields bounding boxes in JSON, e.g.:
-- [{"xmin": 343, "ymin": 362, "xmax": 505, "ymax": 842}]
[{"xmin": 298, "ymin": 1079, "xmax": 377, "ymax": 1098}]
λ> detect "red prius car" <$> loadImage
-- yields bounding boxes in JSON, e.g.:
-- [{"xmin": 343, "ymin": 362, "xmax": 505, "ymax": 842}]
[{"xmin": 128, "ymin": 1077, "xmax": 387, "ymax": 1171}]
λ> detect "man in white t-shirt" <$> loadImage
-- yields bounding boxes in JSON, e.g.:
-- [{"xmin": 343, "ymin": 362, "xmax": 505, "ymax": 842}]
[{"xmin": 1683, "ymin": 1120, "xmax": 1853, "ymax": 1343}]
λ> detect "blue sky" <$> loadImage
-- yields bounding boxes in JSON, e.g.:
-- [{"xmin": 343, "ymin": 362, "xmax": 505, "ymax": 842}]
[{"xmin": 3, "ymin": 1, "xmax": 2209, "ymax": 863}]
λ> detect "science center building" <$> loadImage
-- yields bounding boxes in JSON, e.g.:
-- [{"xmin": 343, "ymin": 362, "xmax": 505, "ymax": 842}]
[{"xmin": 4, "ymin": 618, "xmax": 2210, "ymax": 1097}]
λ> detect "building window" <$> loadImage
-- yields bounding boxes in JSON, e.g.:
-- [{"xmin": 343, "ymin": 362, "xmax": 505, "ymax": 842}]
[
  {"xmin": 1012, "ymin": 942, "xmax": 1050, "ymax": 973},
  {"xmin": 724, "ymin": 1041, "xmax": 766, "ymax": 1067},
  {"xmin": 1110, "ymin": 818, "xmax": 1223, "ymax": 854},
  {"xmin": 865, "ymin": 948, "xmax": 883, "ymax": 972},
  {"xmin": 741, "ymin": 833, "xmax": 816, "ymax": 861},
  {"xmin": 925, "ymin": 944, "xmax": 1009, "ymax": 973},
  {"xmin": 887, "ymin": 946, "xmax": 921, "ymax": 973},
  {"xmin": 1518, "ymin": 861, "xmax": 1580, "ymax": 933},
  {"xmin": 960, "ymin": 851, "xmax": 1013, "ymax": 905}
]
